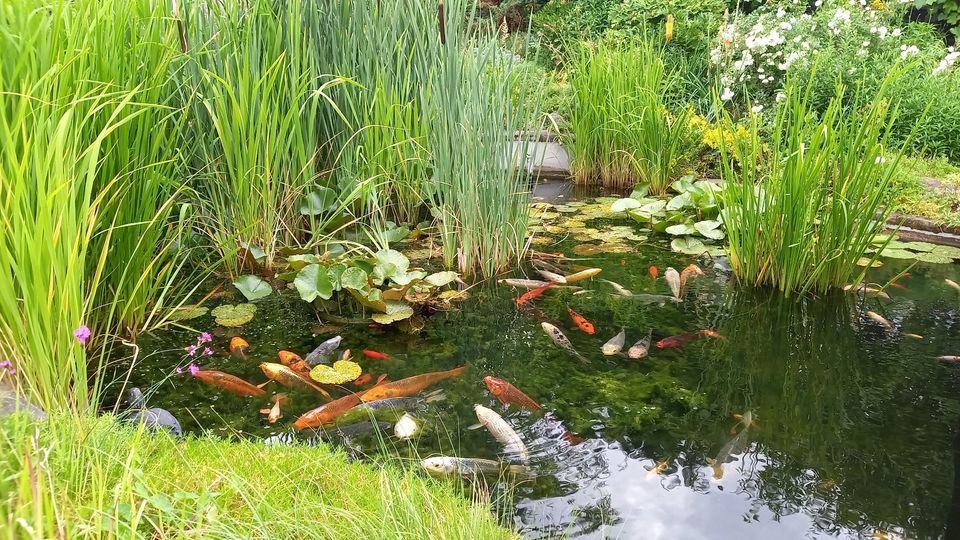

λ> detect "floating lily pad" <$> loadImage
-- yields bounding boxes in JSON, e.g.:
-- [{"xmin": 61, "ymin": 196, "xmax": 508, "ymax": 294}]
[
  {"xmin": 878, "ymin": 249, "xmax": 915, "ymax": 259},
  {"xmin": 694, "ymin": 220, "xmax": 725, "ymax": 240},
  {"xmin": 543, "ymin": 225, "xmax": 566, "ymax": 234},
  {"xmin": 436, "ymin": 289, "xmax": 469, "ymax": 301},
  {"xmin": 671, "ymin": 237, "xmax": 709, "ymax": 255},
  {"xmin": 917, "ymin": 252, "xmax": 955, "ymax": 264},
  {"xmin": 856, "ymin": 257, "xmax": 883, "ymax": 267},
  {"xmin": 899, "ymin": 241, "xmax": 936, "ymax": 252},
  {"xmin": 294, "ymin": 264, "xmax": 334, "ymax": 302},
  {"xmin": 309, "ymin": 359, "xmax": 362, "ymax": 384},
  {"xmin": 931, "ymin": 245, "xmax": 960, "ymax": 259},
  {"xmin": 287, "ymin": 254, "xmax": 321, "ymax": 271},
  {"xmin": 554, "ymin": 205, "xmax": 579, "ymax": 213},
  {"xmin": 560, "ymin": 220, "xmax": 587, "ymax": 229},
  {"xmin": 371, "ymin": 301, "xmax": 414, "ymax": 324},
  {"xmin": 233, "ymin": 275, "xmax": 272, "ymax": 301},
  {"xmin": 424, "ymin": 271, "xmax": 458, "ymax": 287},
  {"xmin": 537, "ymin": 211, "xmax": 560, "ymax": 220},
  {"xmin": 167, "ymin": 305, "xmax": 209, "ymax": 321},
  {"xmin": 665, "ymin": 223, "xmax": 697, "ymax": 236},
  {"xmin": 572, "ymin": 244, "xmax": 604, "ymax": 256},
  {"xmin": 529, "ymin": 236, "xmax": 554, "ymax": 245},
  {"xmin": 211, "ymin": 303, "xmax": 257, "ymax": 327},
  {"xmin": 611, "ymin": 198, "xmax": 643, "ymax": 212}
]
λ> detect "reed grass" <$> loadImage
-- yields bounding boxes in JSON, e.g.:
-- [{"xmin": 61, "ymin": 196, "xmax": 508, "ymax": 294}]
[
  {"xmin": 718, "ymin": 73, "xmax": 912, "ymax": 297},
  {"xmin": 567, "ymin": 38, "xmax": 684, "ymax": 193}
]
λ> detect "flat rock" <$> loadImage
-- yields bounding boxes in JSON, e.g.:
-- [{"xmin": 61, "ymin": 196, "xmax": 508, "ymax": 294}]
[{"xmin": 0, "ymin": 379, "xmax": 47, "ymax": 420}]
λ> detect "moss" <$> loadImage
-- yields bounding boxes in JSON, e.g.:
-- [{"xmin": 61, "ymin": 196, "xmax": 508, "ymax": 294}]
[
  {"xmin": 889, "ymin": 155, "xmax": 960, "ymax": 226},
  {"xmin": 0, "ymin": 414, "xmax": 515, "ymax": 539}
]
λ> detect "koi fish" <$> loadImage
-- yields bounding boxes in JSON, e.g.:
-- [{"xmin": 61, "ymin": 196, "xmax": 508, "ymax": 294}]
[
  {"xmin": 866, "ymin": 311, "xmax": 893, "ymax": 330},
  {"xmin": 499, "ymin": 278, "xmax": 551, "ymax": 289},
  {"xmin": 602, "ymin": 328, "xmax": 626, "ymax": 355},
  {"xmin": 679, "ymin": 264, "xmax": 704, "ymax": 296},
  {"xmin": 278, "ymin": 350, "xmax": 311, "ymax": 375},
  {"xmin": 541, "ymin": 322, "xmax": 588, "ymax": 363},
  {"xmin": 947, "ymin": 279, "xmax": 960, "ymax": 293},
  {"xmin": 516, "ymin": 281, "xmax": 557, "ymax": 306},
  {"xmin": 362, "ymin": 349, "xmax": 391, "ymax": 360},
  {"xmin": 602, "ymin": 279, "xmax": 632, "ymax": 297},
  {"xmin": 483, "ymin": 376, "xmax": 542, "ymax": 411},
  {"xmin": 229, "ymin": 337, "xmax": 249, "ymax": 358},
  {"xmin": 707, "ymin": 427, "xmax": 751, "ymax": 480},
  {"xmin": 649, "ymin": 266, "xmax": 658, "ymax": 280},
  {"xmin": 627, "ymin": 330, "xmax": 653, "ymax": 359},
  {"xmin": 191, "ymin": 369, "xmax": 265, "ymax": 397},
  {"xmin": 475, "ymin": 404, "xmax": 529, "ymax": 464},
  {"xmin": 294, "ymin": 393, "xmax": 363, "ymax": 429},
  {"xmin": 665, "ymin": 267, "xmax": 681, "ymax": 299},
  {"xmin": 420, "ymin": 456, "xmax": 529, "ymax": 477},
  {"xmin": 647, "ymin": 458, "xmax": 669, "ymax": 478},
  {"xmin": 359, "ymin": 366, "xmax": 468, "ymax": 401},
  {"xmin": 730, "ymin": 410, "xmax": 757, "ymax": 434},
  {"xmin": 561, "ymin": 431, "xmax": 585, "ymax": 446},
  {"xmin": 567, "ymin": 307, "xmax": 595, "ymax": 334},
  {"xmin": 259, "ymin": 362, "xmax": 332, "ymax": 399},
  {"xmin": 305, "ymin": 335, "xmax": 342, "ymax": 366},
  {"xmin": 537, "ymin": 269, "xmax": 567, "ymax": 284},
  {"xmin": 374, "ymin": 374, "xmax": 390, "ymax": 386},
  {"xmin": 394, "ymin": 413, "xmax": 420, "ymax": 440},
  {"xmin": 904, "ymin": 333, "xmax": 924, "ymax": 340},
  {"xmin": 564, "ymin": 268, "xmax": 602, "ymax": 283},
  {"xmin": 628, "ymin": 293, "xmax": 681, "ymax": 305},
  {"xmin": 353, "ymin": 373, "xmax": 373, "ymax": 386},
  {"xmin": 936, "ymin": 355, "xmax": 960, "ymax": 361},
  {"xmin": 656, "ymin": 331, "xmax": 705, "ymax": 349},
  {"xmin": 699, "ymin": 329, "xmax": 724, "ymax": 339},
  {"xmin": 259, "ymin": 393, "xmax": 288, "ymax": 424}
]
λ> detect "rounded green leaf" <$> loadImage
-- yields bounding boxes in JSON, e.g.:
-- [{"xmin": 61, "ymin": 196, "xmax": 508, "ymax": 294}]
[
  {"xmin": 211, "ymin": 303, "xmax": 257, "ymax": 327},
  {"xmin": 339, "ymin": 267, "xmax": 369, "ymax": 291},
  {"xmin": 611, "ymin": 198, "xmax": 642, "ymax": 212},
  {"xmin": 233, "ymin": 275, "xmax": 272, "ymax": 301},
  {"xmin": 287, "ymin": 254, "xmax": 320, "ymax": 271},
  {"xmin": 370, "ymin": 301, "xmax": 414, "ymax": 324},
  {"xmin": 294, "ymin": 264, "xmax": 334, "ymax": 302},
  {"xmin": 665, "ymin": 223, "xmax": 697, "ymax": 236},
  {"xmin": 391, "ymin": 270, "xmax": 427, "ymax": 286},
  {"xmin": 299, "ymin": 187, "xmax": 338, "ymax": 216},
  {"xmin": 375, "ymin": 249, "xmax": 410, "ymax": 276},
  {"xmin": 424, "ymin": 271, "xmax": 458, "ymax": 287},
  {"xmin": 671, "ymin": 237, "xmax": 709, "ymax": 255}
]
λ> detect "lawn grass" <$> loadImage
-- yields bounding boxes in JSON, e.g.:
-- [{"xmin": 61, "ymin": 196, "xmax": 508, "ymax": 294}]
[
  {"xmin": 0, "ymin": 414, "xmax": 515, "ymax": 539},
  {"xmin": 888, "ymin": 155, "xmax": 960, "ymax": 227}
]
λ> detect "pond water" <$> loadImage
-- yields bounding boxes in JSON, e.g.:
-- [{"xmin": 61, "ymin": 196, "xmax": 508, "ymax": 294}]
[{"xmin": 105, "ymin": 200, "xmax": 960, "ymax": 540}]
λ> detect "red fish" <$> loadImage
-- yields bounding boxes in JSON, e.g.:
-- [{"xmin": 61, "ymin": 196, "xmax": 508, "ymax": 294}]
[
  {"xmin": 191, "ymin": 369, "xmax": 265, "ymax": 397},
  {"xmin": 294, "ymin": 393, "xmax": 362, "ymax": 429},
  {"xmin": 362, "ymin": 349, "xmax": 391, "ymax": 360},
  {"xmin": 353, "ymin": 373, "xmax": 373, "ymax": 386},
  {"xmin": 699, "ymin": 329, "xmax": 724, "ymax": 339},
  {"xmin": 483, "ymin": 376, "xmax": 542, "ymax": 411},
  {"xmin": 229, "ymin": 337, "xmax": 249, "ymax": 358},
  {"xmin": 890, "ymin": 283, "xmax": 906, "ymax": 289},
  {"xmin": 561, "ymin": 432, "xmax": 586, "ymax": 445},
  {"xmin": 566, "ymin": 307, "xmax": 595, "ymax": 334},
  {"xmin": 515, "ymin": 281, "xmax": 557, "ymax": 306},
  {"xmin": 360, "ymin": 366, "xmax": 468, "ymax": 401},
  {"xmin": 656, "ymin": 332, "xmax": 705, "ymax": 349},
  {"xmin": 650, "ymin": 266, "xmax": 658, "ymax": 279}
]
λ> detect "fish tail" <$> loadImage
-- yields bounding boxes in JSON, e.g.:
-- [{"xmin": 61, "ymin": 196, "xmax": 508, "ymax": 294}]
[
  {"xmin": 424, "ymin": 390, "xmax": 447, "ymax": 403},
  {"xmin": 449, "ymin": 365, "xmax": 468, "ymax": 377}
]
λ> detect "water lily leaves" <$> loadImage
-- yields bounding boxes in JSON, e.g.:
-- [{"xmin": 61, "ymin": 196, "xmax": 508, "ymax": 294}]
[
  {"xmin": 211, "ymin": 303, "xmax": 257, "ymax": 327},
  {"xmin": 694, "ymin": 220, "xmax": 725, "ymax": 240},
  {"xmin": 538, "ymin": 211, "xmax": 560, "ymax": 220},
  {"xmin": 671, "ymin": 237, "xmax": 709, "ymax": 255},
  {"xmin": 326, "ymin": 263, "xmax": 348, "ymax": 292},
  {"xmin": 287, "ymin": 254, "xmax": 321, "ymax": 271},
  {"xmin": 309, "ymin": 360, "xmax": 362, "ymax": 384},
  {"xmin": 167, "ymin": 305, "xmax": 208, "ymax": 321},
  {"xmin": 856, "ymin": 257, "xmax": 883, "ymax": 267},
  {"xmin": 665, "ymin": 223, "xmax": 697, "ymax": 236},
  {"xmin": 530, "ymin": 236, "xmax": 555, "ymax": 245},
  {"xmin": 543, "ymin": 225, "xmax": 566, "ymax": 234},
  {"xmin": 299, "ymin": 186, "xmax": 338, "ymax": 216},
  {"xmin": 233, "ymin": 275, "xmax": 272, "ymax": 301},
  {"xmin": 390, "ymin": 270, "xmax": 427, "ymax": 287},
  {"xmin": 373, "ymin": 249, "xmax": 410, "ymax": 285},
  {"xmin": 932, "ymin": 245, "xmax": 960, "ymax": 258},
  {"xmin": 371, "ymin": 301, "xmax": 414, "ymax": 324},
  {"xmin": 238, "ymin": 242, "xmax": 267, "ymax": 263},
  {"xmin": 437, "ymin": 290, "xmax": 469, "ymax": 302},
  {"xmin": 425, "ymin": 271, "xmax": 458, "ymax": 287},
  {"xmin": 560, "ymin": 220, "xmax": 587, "ymax": 229},
  {"xmin": 918, "ymin": 252, "xmax": 955, "ymax": 264},
  {"xmin": 294, "ymin": 264, "xmax": 334, "ymax": 302},
  {"xmin": 878, "ymin": 248, "xmax": 915, "ymax": 259},
  {"xmin": 611, "ymin": 198, "xmax": 642, "ymax": 212},
  {"xmin": 340, "ymin": 267, "xmax": 369, "ymax": 290},
  {"xmin": 666, "ymin": 192, "xmax": 693, "ymax": 211},
  {"xmin": 875, "ymin": 242, "xmax": 960, "ymax": 264}
]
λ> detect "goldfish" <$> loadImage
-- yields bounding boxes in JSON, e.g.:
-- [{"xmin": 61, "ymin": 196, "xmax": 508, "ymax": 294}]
[
  {"xmin": 259, "ymin": 393, "xmax": 288, "ymax": 424},
  {"xmin": 947, "ymin": 279, "xmax": 960, "ymax": 293},
  {"xmin": 483, "ymin": 376, "xmax": 542, "ymax": 411},
  {"xmin": 567, "ymin": 307, "xmax": 595, "ymax": 334},
  {"xmin": 353, "ymin": 373, "xmax": 373, "ymax": 386},
  {"xmin": 229, "ymin": 337, "xmax": 249, "ymax": 358},
  {"xmin": 649, "ymin": 266, "xmax": 658, "ymax": 279},
  {"xmin": 394, "ymin": 413, "xmax": 420, "ymax": 440},
  {"xmin": 866, "ymin": 311, "xmax": 893, "ymax": 330},
  {"xmin": 499, "ymin": 278, "xmax": 551, "ymax": 289},
  {"xmin": 191, "ymin": 369, "xmax": 265, "ymax": 397},
  {"xmin": 602, "ymin": 279, "xmax": 632, "ymax": 297},
  {"xmin": 564, "ymin": 267, "xmax": 602, "ymax": 283},
  {"xmin": 536, "ymin": 269, "xmax": 567, "ymax": 284},
  {"xmin": 359, "ymin": 365, "xmax": 468, "ymax": 401},
  {"xmin": 904, "ymin": 333, "xmax": 924, "ymax": 340},
  {"xmin": 707, "ymin": 428, "xmax": 751, "ymax": 480},
  {"xmin": 627, "ymin": 330, "xmax": 653, "ymax": 359},
  {"xmin": 420, "ymin": 456, "xmax": 529, "ymax": 477},
  {"xmin": 730, "ymin": 410, "xmax": 757, "ymax": 434},
  {"xmin": 362, "ymin": 349, "xmax": 391, "ymax": 360},
  {"xmin": 305, "ymin": 335, "xmax": 342, "ymax": 366},
  {"xmin": 699, "ymin": 329, "xmax": 724, "ymax": 339},
  {"xmin": 656, "ymin": 331, "xmax": 705, "ymax": 349},
  {"xmin": 541, "ymin": 322, "xmax": 588, "ymax": 363},
  {"xmin": 561, "ymin": 431, "xmax": 585, "ymax": 445},
  {"xmin": 474, "ymin": 404, "xmax": 529, "ymax": 464},
  {"xmin": 259, "ymin": 362, "xmax": 332, "ymax": 399},
  {"xmin": 602, "ymin": 328, "xmax": 626, "ymax": 356},
  {"xmin": 665, "ymin": 267, "xmax": 681, "ymax": 299},
  {"xmin": 678, "ymin": 264, "xmax": 704, "ymax": 296},
  {"xmin": 294, "ymin": 393, "xmax": 363, "ymax": 429},
  {"xmin": 647, "ymin": 458, "xmax": 670, "ymax": 478},
  {"xmin": 936, "ymin": 355, "xmax": 960, "ymax": 361},
  {"xmin": 516, "ymin": 281, "xmax": 557, "ymax": 306}
]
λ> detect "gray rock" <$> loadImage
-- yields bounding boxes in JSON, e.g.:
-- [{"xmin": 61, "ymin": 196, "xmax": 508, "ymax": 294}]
[
  {"xmin": 0, "ymin": 379, "xmax": 46, "ymax": 420},
  {"xmin": 125, "ymin": 387, "xmax": 182, "ymax": 437}
]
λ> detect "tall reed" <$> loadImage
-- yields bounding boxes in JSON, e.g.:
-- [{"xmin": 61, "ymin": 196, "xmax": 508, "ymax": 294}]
[
  {"xmin": 718, "ymin": 74, "xmax": 911, "ymax": 297},
  {"xmin": 567, "ymin": 38, "xmax": 684, "ymax": 193}
]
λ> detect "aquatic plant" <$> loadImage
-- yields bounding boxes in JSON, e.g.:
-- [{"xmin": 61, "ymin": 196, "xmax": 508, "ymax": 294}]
[
  {"xmin": 567, "ymin": 38, "xmax": 687, "ymax": 193},
  {"xmin": 717, "ymin": 73, "xmax": 912, "ymax": 296}
]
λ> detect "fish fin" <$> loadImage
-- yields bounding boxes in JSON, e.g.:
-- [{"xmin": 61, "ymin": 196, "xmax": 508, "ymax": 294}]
[
  {"xmin": 424, "ymin": 390, "xmax": 446, "ymax": 403},
  {"xmin": 259, "ymin": 409, "xmax": 271, "ymax": 414},
  {"xmin": 466, "ymin": 423, "xmax": 483, "ymax": 430},
  {"xmin": 257, "ymin": 381, "xmax": 272, "ymax": 389},
  {"xmin": 733, "ymin": 414, "xmax": 743, "ymax": 420}
]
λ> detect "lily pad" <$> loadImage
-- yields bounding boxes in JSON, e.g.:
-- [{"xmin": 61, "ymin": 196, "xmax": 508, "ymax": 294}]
[
  {"xmin": 666, "ymin": 192, "xmax": 694, "ymax": 211},
  {"xmin": 917, "ymin": 252, "xmax": 955, "ymax": 264},
  {"xmin": 340, "ymin": 267, "xmax": 368, "ymax": 290},
  {"xmin": 530, "ymin": 236, "xmax": 555, "ymax": 245},
  {"xmin": 425, "ymin": 271, "xmax": 458, "ymax": 287},
  {"xmin": 538, "ymin": 211, "xmax": 560, "ymax": 220},
  {"xmin": 611, "ymin": 198, "xmax": 643, "ymax": 212},
  {"xmin": 294, "ymin": 264, "xmax": 334, "ymax": 302},
  {"xmin": 437, "ymin": 290, "xmax": 469, "ymax": 301},
  {"xmin": 932, "ymin": 245, "xmax": 960, "ymax": 259},
  {"xmin": 287, "ymin": 254, "xmax": 321, "ymax": 271},
  {"xmin": 309, "ymin": 359, "xmax": 362, "ymax": 384},
  {"xmin": 374, "ymin": 249, "xmax": 410, "ymax": 281},
  {"xmin": 671, "ymin": 237, "xmax": 709, "ymax": 255},
  {"xmin": 233, "ymin": 275, "xmax": 272, "ymax": 301},
  {"xmin": 694, "ymin": 220, "xmax": 725, "ymax": 240},
  {"xmin": 856, "ymin": 257, "xmax": 883, "ymax": 267},
  {"xmin": 371, "ymin": 301, "xmax": 414, "ymax": 324},
  {"xmin": 560, "ymin": 220, "xmax": 588, "ymax": 229},
  {"xmin": 299, "ymin": 187, "xmax": 338, "ymax": 216},
  {"xmin": 211, "ymin": 303, "xmax": 257, "ymax": 327},
  {"xmin": 878, "ymin": 248, "xmax": 915, "ymax": 259},
  {"xmin": 665, "ymin": 223, "xmax": 697, "ymax": 236},
  {"xmin": 167, "ymin": 305, "xmax": 209, "ymax": 321}
]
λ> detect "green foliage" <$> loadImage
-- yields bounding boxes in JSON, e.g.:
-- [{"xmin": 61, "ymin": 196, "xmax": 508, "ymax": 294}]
[
  {"xmin": 914, "ymin": 0, "xmax": 960, "ymax": 40},
  {"xmin": 718, "ymin": 75, "xmax": 908, "ymax": 296}
]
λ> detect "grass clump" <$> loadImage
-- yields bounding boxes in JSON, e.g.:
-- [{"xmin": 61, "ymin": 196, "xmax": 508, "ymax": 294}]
[
  {"xmin": 718, "ymin": 75, "xmax": 908, "ymax": 297},
  {"xmin": 0, "ymin": 414, "xmax": 515, "ymax": 539},
  {"xmin": 567, "ymin": 38, "xmax": 687, "ymax": 193},
  {"xmin": 888, "ymin": 155, "xmax": 960, "ymax": 226}
]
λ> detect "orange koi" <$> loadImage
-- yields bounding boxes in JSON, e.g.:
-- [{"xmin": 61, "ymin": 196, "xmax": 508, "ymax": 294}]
[
  {"xmin": 515, "ymin": 281, "xmax": 557, "ymax": 306},
  {"xmin": 294, "ymin": 393, "xmax": 362, "ymax": 429},
  {"xmin": 278, "ymin": 350, "xmax": 311, "ymax": 376},
  {"xmin": 650, "ymin": 266, "xmax": 658, "ymax": 279},
  {"xmin": 362, "ymin": 349, "xmax": 391, "ymax": 360},
  {"xmin": 483, "ymin": 376, "xmax": 543, "ymax": 411},
  {"xmin": 561, "ymin": 431, "xmax": 585, "ymax": 445},
  {"xmin": 359, "ymin": 366, "xmax": 468, "ymax": 401},
  {"xmin": 191, "ymin": 369, "xmax": 265, "ymax": 397},
  {"xmin": 229, "ymin": 337, "xmax": 249, "ymax": 358},
  {"xmin": 259, "ymin": 393, "xmax": 288, "ymax": 424},
  {"xmin": 353, "ymin": 373, "xmax": 373, "ymax": 386},
  {"xmin": 567, "ymin": 306, "xmax": 595, "ymax": 334},
  {"xmin": 699, "ymin": 329, "xmax": 724, "ymax": 339}
]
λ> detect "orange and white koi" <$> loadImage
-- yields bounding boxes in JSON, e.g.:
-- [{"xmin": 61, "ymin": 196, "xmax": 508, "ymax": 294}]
[{"xmin": 567, "ymin": 307, "xmax": 595, "ymax": 334}]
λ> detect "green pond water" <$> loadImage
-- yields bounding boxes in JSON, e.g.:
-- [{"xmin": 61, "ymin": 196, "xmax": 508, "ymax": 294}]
[{"xmin": 105, "ymin": 209, "xmax": 960, "ymax": 540}]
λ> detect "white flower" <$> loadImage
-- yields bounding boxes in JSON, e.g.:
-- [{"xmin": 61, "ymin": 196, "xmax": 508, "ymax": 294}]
[
  {"xmin": 875, "ymin": 156, "xmax": 887, "ymax": 164},
  {"xmin": 891, "ymin": 28, "xmax": 902, "ymax": 37},
  {"xmin": 900, "ymin": 45, "xmax": 919, "ymax": 60},
  {"xmin": 776, "ymin": 92, "xmax": 786, "ymax": 102},
  {"xmin": 752, "ymin": 104, "xmax": 764, "ymax": 113},
  {"xmin": 721, "ymin": 87, "xmax": 735, "ymax": 101}
]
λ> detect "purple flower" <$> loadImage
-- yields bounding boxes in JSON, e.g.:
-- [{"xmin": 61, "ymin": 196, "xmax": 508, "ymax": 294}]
[
  {"xmin": 203, "ymin": 347, "xmax": 213, "ymax": 356},
  {"xmin": 188, "ymin": 363, "xmax": 200, "ymax": 376},
  {"xmin": 0, "ymin": 360, "xmax": 10, "ymax": 369},
  {"xmin": 6, "ymin": 368, "xmax": 14, "ymax": 375},
  {"xmin": 74, "ymin": 325, "xmax": 91, "ymax": 344},
  {"xmin": 185, "ymin": 344, "xmax": 198, "ymax": 356},
  {"xmin": 198, "ymin": 332, "xmax": 212, "ymax": 344},
  {"xmin": 174, "ymin": 366, "xmax": 183, "ymax": 374}
]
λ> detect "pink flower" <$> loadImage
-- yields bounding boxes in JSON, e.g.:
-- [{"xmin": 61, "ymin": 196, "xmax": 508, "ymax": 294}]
[
  {"xmin": 0, "ymin": 360, "xmax": 10, "ymax": 369},
  {"xmin": 203, "ymin": 347, "xmax": 213, "ymax": 356},
  {"xmin": 74, "ymin": 325, "xmax": 91, "ymax": 344},
  {"xmin": 7, "ymin": 368, "xmax": 15, "ymax": 375},
  {"xmin": 185, "ymin": 345, "xmax": 198, "ymax": 356},
  {"xmin": 174, "ymin": 366, "xmax": 183, "ymax": 374},
  {"xmin": 188, "ymin": 363, "xmax": 200, "ymax": 376},
  {"xmin": 198, "ymin": 332, "xmax": 212, "ymax": 344}
]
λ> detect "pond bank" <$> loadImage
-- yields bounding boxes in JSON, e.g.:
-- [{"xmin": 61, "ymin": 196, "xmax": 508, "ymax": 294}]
[{"xmin": 0, "ymin": 414, "xmax": 515, "ymax": 539}]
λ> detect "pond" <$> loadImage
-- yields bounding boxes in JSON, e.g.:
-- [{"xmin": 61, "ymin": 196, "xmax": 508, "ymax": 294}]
[{"xmin": 105, "ymin": 199, "xmax": 960, "ymax": 540}]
